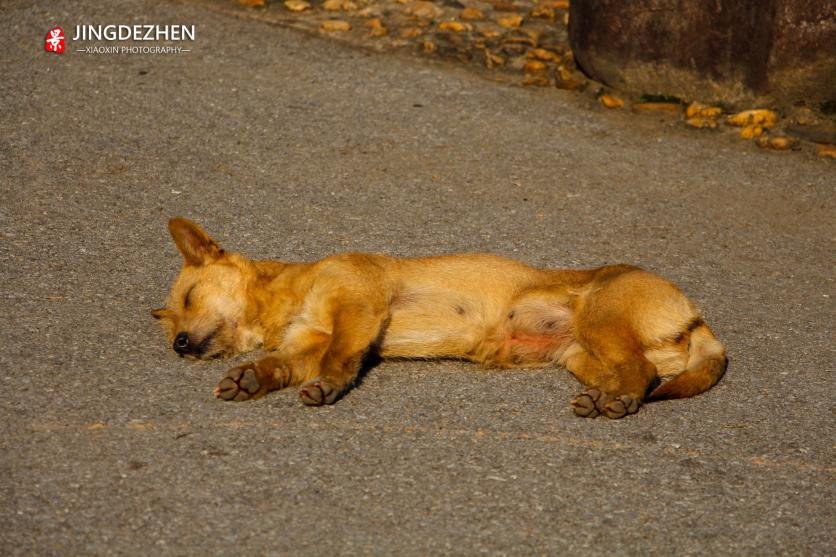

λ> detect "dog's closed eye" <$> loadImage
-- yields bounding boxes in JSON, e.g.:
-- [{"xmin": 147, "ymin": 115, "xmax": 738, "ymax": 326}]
[
  {"xmin": 183, "ymin": 285, "xmax": 195, "ymax": 309},
  {"xmin": 152, "ymin": 308, "xmax": 173, "ymax": 320}
]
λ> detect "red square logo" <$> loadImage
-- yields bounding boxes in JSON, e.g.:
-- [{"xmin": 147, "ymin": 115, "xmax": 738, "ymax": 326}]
[{"xmin": 45, "ymin": 27, "xmax": 65, "ymax": 54}]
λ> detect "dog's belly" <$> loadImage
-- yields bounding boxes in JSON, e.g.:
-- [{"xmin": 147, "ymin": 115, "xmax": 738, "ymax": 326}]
[
  {"xmin": 380, "ymin": 291, "xmax": 491, "ymax": 359},
  {"xmin": 379, "ymin": 286, "xmax": 577, "ymax": 367}
]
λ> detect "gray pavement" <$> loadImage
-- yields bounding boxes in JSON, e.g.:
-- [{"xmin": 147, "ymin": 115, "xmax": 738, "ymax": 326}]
[{"xmin": 1, "ymin": 0, "xmax": 834, "ymax": 555}]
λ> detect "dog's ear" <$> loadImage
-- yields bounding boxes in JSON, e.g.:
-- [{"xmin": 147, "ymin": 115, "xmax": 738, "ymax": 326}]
[
  {"xmin": 151, "ymin": 307, "xmax": 173, "ymax": 320},
  {"xmin": 167, "ymin": 218, "xmax": 224, "ymax": 266}
]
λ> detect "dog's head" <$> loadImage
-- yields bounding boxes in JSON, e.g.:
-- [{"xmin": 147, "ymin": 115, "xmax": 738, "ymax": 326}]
[{"xmin": 152, "ymin": 218, "xmax": 262, "ymax": 360}]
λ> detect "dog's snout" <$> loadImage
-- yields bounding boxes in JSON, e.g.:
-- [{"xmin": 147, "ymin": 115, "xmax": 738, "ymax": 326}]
[{"xmin": 174, "ymin": 332, "xmax": 190, "ymax": 354}]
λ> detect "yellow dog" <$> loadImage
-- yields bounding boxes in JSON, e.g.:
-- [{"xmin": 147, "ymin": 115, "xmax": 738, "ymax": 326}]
[{"xmin": 153, "ymin": 218, "xmax": 726, "ymax": 419}]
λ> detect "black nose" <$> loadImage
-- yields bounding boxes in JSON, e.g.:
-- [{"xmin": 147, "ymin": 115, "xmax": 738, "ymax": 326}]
[{"xmin": 174, "ymin": 332, "xmax": 190, "ymax": 354}]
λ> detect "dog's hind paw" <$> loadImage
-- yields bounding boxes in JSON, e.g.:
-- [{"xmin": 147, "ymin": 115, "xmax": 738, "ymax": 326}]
[
  {"xmin": 571, "ymin": 389, "xmax": 602, "ymax": 418},
  {"xmin": 602, "ymin": 395, "xmax": 640, "ymax": 419},
  {"xmin": 571, "ymin": 389, "xmax": 640, "ymax": 419},
  {"xmin": 298, "ymin": 378, "xmax": 339, "ymax": 406},
  {"xmin": 214, "ymin": 364, "xmax": 263, "ymax": 402}
]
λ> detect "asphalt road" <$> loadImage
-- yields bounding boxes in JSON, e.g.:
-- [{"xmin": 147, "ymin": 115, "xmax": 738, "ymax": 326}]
[{"xmin": 1, "ymin": 0, "xmax": 833, "ymax": 555}]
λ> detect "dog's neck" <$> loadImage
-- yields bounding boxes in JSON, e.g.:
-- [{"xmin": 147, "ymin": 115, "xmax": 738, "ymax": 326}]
[
  {"xmin": 252, "ymin": 259, "xmax": 291, "ymax": 282},
  {"xmin": 243, "ymin": 259, "xmax": 315, "ymax": 350}
]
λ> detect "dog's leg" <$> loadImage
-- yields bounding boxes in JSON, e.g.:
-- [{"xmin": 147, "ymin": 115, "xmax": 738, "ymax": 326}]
[
  {"xmin": 565, "ymin": 319, "xmax": 657, "ymax": 419},
  {"xmin": 214, "ymin": 355, "xmax": 297, "ymax": 402},
  {"xmin": 298, "ymin": 304, "xmax": 387, "ymax": 406},
  {"xmin": 215, "ymin": 326, "xmax": 335, "ymax": 402}
]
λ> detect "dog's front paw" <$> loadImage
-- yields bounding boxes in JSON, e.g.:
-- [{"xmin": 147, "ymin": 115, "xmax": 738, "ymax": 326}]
[
  {"xmin": 214, "ymin": 363, "xmax": 263, "ymax": 402},
  {"xmin": 298, "ymin": 378, "xmax": 339, "ymax": 406}
]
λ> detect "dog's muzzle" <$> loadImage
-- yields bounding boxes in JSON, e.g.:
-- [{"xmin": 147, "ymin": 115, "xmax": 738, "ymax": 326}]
[
  {"xmin": 173, "ymin": 329, "xmax": 218, "ymax": 358},
  {"xmin": 173, "ymin": 332, "xmax": 192, "ymax": 356}
]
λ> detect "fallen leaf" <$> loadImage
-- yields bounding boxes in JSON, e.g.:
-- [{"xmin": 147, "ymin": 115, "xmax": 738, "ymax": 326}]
[
  {"xmin": 460, "ymin": 7, "xmax": 484, "ymax": 20},
  {"xmin": 497, "ymin": 14, "xmax": 523, "ymax": 29},
  {"xmin": 400, "ymin": 27, "xmax": 425, "ymax": 38},
  {"xmin": 740, "ymin": 124, "xmax": 763, "ymax": 139},
  {"xmin": 727, "ymin": 109, "xmax": 777, "ymax": 129},
  {"xmin": 477, "ymin": 25, "xmax": 504, "ymax": 39},
  {"xmin": 686, "ymin": 102, "xmax": 722, "ymax": 119},
  {"xmin": 438, "ymin": 20, "xmax": 472, "ymax": 32},
  {"xmin": 756, "ymin": 135, "xmax": 797, "ymax": 150},
  {"xmin": 599, "ymin": 94, "xmax": 624, "ymax": 108},
  {"xmin": 815, "ymin": 143, "xmax": 836, "ymax": 158},
  {"xmin": 404, "ymin": 0, "xmax": 444, "ymax": 19},
  {"xmin": 523, "ymin": 60, "xmax": 547, "ymax": 73},
  {"xmin": 284, "ymin": 0, "xmax": 310, "ymax": 11},
  {"xmin": 365, "ymin": 18, "xmax": 388, "ymax": 36},
  {"xmin": 527, "ymin": 48, "xmax": 559, "ymax": 61},
  {"xmin": 321, "ymin": 20, "xmax": 352, "ymax": 32},
  {"xmin": 686, "ymin": 116, "xmax": 718, "ymax": 129},
  {"xmin": 357, "ymin": 6, "xmax": 383, "ymax": 17},
  {"xmin": 530, "ymin": 5, "xmax": 554, "ymax": 19},
  {"xmin": 324, "ymin": 0, "xmax": 358, "ymax": 10}
]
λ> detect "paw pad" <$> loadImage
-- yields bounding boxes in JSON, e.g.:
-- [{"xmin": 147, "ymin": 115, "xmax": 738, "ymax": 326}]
[
  {"xmin": 571, "ymin": 390, "xmax": 641, "ymax": 419},
  {"xmin": 571, "ymin": 389, "xmax": 601, "ymax": 418},
  {"xmin": 602, "ymin": 395, "xmax": 640, "ymax": 419},
  {"xmin": 298, "ymin": 378, "xmax": 338, "ymax": 406},
  {"xmin": 214, "ymin": 365, "xmax": 261, "ymax": 402}
]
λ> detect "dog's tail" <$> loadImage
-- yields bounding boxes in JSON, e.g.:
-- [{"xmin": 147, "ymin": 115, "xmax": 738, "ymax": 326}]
[{"xmin": 646, "ymin": 322, "xmax": 727, "ymax": 402}]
